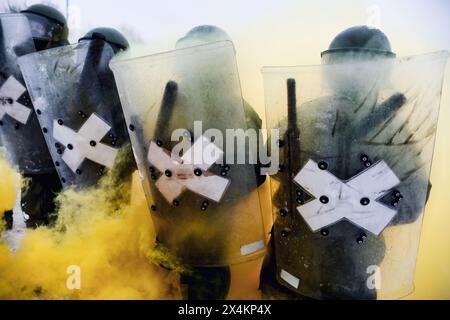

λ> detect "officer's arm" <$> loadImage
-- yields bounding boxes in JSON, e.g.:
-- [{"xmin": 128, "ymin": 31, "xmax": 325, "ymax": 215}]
[{"xmin": 356, "ymin": 92, "xmax": 406, "ymax": 137}]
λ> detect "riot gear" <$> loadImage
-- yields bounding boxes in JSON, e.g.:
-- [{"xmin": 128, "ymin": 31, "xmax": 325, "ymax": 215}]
[
  {"xmin": 0, "ymin": 13, "xmax": 61, "ymax": 228},
  {"xmin": 18, "ymin": 28, "xmax": 134, "ymax": 190},
  {"xmin": 260, "ymin": 26, "xmax": 449, "ymax": 299},
  {"xmin": 175, "ymin": 25, "xmax": 232, "ymax": 49},
  {"xmin": 321, "ymin": 25, "xmax": 396, "ymax": 64},
  {"xmin": 111, "ymin": 27, "xmax": 267, "ymax": 299},
  {"xmin": 79, "ymin": 27, "xmax": 129, "ymax": 53},
  {"xmin": 21, "ymin": 4, "xmax": 69, "ymax": 51}
]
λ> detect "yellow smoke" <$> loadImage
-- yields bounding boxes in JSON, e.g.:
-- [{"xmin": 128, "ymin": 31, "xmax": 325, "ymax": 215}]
[
  {"xmin": 0, "ymin": 149, "xmax": 181, "ymax": 300},
  {"xmin": 0, "ymin": 153, "xmax": 16, "ymax": 217}
]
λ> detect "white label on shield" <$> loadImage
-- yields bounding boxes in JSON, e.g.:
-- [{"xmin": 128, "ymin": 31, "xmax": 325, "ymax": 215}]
[
  {"xmin": 280, "ymin": 269, "xmax": 300, "ymax": 289},
  {"xmin": 240, "ymin": 240, "xmax": 264, "ymax": 256}
]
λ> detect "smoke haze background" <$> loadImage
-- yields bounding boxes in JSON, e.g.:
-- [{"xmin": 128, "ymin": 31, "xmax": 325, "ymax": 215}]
[{"xmin": 1, "ymin": 0, "xmax": 450, "ymax": 299}]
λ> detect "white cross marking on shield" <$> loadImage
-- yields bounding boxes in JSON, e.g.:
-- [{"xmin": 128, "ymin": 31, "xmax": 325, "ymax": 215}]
[
  {"xmin": 294, "ymin": 159, "xmax": 401, "ymax": 236},
  {"xmin": 53, "ymin": 113, "xmax": 118, "ymax": 173},
  {"xmin": 147, "ymin": 135, "xmax": 230, "ymax": 204},
  {"xmin": 0, "ymin": 76, "xmax": 32, "ymax": 124}
]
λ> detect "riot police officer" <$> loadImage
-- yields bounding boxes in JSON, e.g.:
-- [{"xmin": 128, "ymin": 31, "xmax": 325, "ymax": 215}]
[
  {"xmin": 174, "ymin": 25, "xmax": 266, "ymax": 300},
  {"xmin": 18, "ymin": 27, "xmax": 134, "ymax": 196},
  {"xmin": 1, "ymin": 4, "xmax": 69, "ymax": 229},
  {"xmin": 110, "ymin": 25, "xmax": 267, "ymax": 300},
  {"xmin": 260, "ymin": 25, "xmax": 441, "ymax": 299}
]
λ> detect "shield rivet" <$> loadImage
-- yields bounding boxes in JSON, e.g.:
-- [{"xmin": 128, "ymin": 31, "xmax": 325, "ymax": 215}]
[
  {"xmin": 90, "ymin": 140, "xmax": 96, "ymax": 147},
  {"xmin": 55, "ymin": 161, "xmax": 60, "ymax": 167},
  {"xmin": 392, "ymin": 190, "xmax": 403, "ymax": 199},
  {"xmin": 320, "ymin": 229, "xmax": 330, "ymax": 237},
  {"xmin": 76, "ymin": 169, "xmax": 82, "ymax": 175},
  {"xmin": 43, "ymin": 127, "xmax": 48, "ymax": 133},
  {"xmin": 280, "ymin": 208, "xmax": 288, "ymax": 217},
  {"xmin": 360, "ymin": 197, "xmax": 370, "ymax": 206},
  {"xmin": 67, "ymin": 144, "xmax": 74, "ymax": 150},
  {"xmin": 129, "ymin": 124, "xmax": 135, "ymax": 131},
  {"xmin": 360, "ymin": 154, "xmax": 369, "ymax": 162},
  {"xmin": 318, "ymin": 161, "xmax": 328, "ymax": 170},
  {"xmin": 221, "ymin": 170, "xmax": 228, "ymax": 177},
  {"xmin": 356, "ymin": 233, "xmax": 367, "ymax": 244},
  {"xmin": 281, "ymin": 229, "xmax": 290, "ymax": 238},
  {"xmin": 36, "ymin": 109, "xmax": 42, "ymax": 115},
  {"xmin": 194, "ymin": 168, "xmax": 202, "ymax": 176},
  {"xmin": 172, "ymin": 199, "xmax": 180, "ymax": 207},
  {"xmin": 151, "ymin": 205, "xmax": 157, "ymax": 212},
  {"xmin": 320, "ymin": 196, "xmax": 329, "ymax": 204},
  {"xmin": 57, "ymin": 119, "xmax": 64, "ymax": 125},
  {"xmin": 277, "ymin": 139, "xmax": 285, "ymax": 148},
  {"xmin": 156, "ymin": 139, "xmax": 163, "ymax": 147},
  {"xmin": 165, "ymin": 169, "xmax": 172, "ymax": 177}
]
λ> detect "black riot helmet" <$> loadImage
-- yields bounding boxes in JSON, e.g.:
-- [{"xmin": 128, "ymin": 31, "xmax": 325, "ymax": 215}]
[
  {"xmin": 321, "ymin": 25, "xmax": 396, "ymax": 64},
  {"xmin": 175, "ymin": 25, "xmax": 231, "ymax": 49},
  {"xmin": 21, "ymin": 4, "xmax": 69, "ymax": 51},
  {"xmin": 78, "ymin": 27, "xmax": 129, "ymax": 53}
]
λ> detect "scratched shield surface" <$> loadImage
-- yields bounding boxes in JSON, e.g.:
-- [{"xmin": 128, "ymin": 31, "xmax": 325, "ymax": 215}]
[
  {"xmin": 0, "ymin": 14, "xmax": 54, "ymax": 174},
  {"xmin": 262, "ymin": 51, "xmax": 449, "ymax": 299},
  {"xmin": 18, "ymin": 40, "xmax": 133, "ymax": 188},
  {"xmin": 111, "ymin": 41, "xmax": 266, "ymax": 266}
]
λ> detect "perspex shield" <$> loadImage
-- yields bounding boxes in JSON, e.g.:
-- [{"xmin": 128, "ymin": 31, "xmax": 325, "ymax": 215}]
[
  {"xmin": 18, "ymin": 40, "xmax": 134, "ymax": 188},
  {"xmin": 0, "ymin": 13, "xmax": 54, "ymax": 173},
  {"xmin": 262, "ymin": 51, "xmax": 449, "ymax": 299},
  {"xmin": 110, "ymin": 41, "xmax": 266, "ymax": 266}
]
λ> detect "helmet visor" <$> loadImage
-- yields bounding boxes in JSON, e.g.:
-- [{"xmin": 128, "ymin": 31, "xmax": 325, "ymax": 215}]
[{"xmin": 22, "ymin": 12, "xmax": 63, "ymax": 42}]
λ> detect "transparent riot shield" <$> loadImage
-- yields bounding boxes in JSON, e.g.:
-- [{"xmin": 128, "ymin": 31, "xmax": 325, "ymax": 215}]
[
  {"xmin": 18, "ymin": 40, "xmax": 134, "ymax": 188},
  {"xmin": 0, "ymin": 14, "xmax": 54, "ymax": 173},
  {"xmin": 262, "ymin": 51, "xmax": 449, "ymax": 299},
  {"xmin": 110, "ymin": 41, "xmax": 266, "ymax": 266}
]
